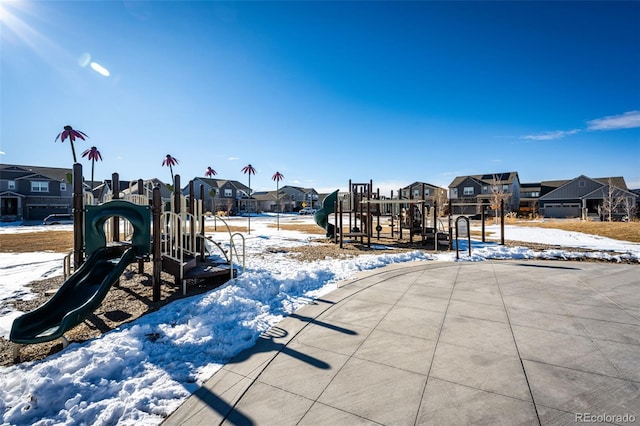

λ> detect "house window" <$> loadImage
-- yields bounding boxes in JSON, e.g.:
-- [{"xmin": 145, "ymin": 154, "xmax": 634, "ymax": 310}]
[
  {"xmin": 483, "ymin": 186, "xmax": 488, "ymax": 193},
  {"xmin": 503, "ymin": 184, "xmax": 509, "ymax": 192},
  {"xmin": 463, "ymin": 187, "xmax": 474, "ymax": 196},
  {"xmin": 60, "ymin": 183, "xmax": 67, "ymax": 191},
  {"xmin": 579, "ymin": 180, "xmax": 586, "ymax": 187},
  {"xmin": 224, "ymin": 189, "xmax": 232, "ymax": 197},
  {"xmin": 31, "ymin": 181, "xmax": 49, "ymax": 192},
  {"xmin": 413, "ymin": 189, "xmax": 420, "ymax": 197},
  {"xmin": 424, "ymin": 189, "xmax": 430, "ymax": 196},
  {"xmin": 8, "ymin": 180, "xmax": 16, "ymax": 190}
]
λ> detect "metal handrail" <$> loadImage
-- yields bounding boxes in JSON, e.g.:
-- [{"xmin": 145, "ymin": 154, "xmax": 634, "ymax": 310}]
[
  {"xmin": 229, "ymin": 233, "xmax": 246, "ymax": 278},
  {"xmin": 63, "ymin": 251, "xmax": 73, "ymax": 279},
  {"xmin": 203, "ymin": 215, "xmax": 246, "ymax": 278}
]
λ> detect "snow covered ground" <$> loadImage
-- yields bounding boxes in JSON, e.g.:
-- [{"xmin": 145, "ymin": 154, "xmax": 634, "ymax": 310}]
[{"xmin": 0, "ymin": 215, "xmax": 638, "ymax": 425}]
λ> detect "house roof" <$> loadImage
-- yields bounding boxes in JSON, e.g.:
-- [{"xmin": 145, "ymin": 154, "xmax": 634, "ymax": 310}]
[
  {"xmin": 520, "ymin": 183, "xmax": 542, "ymax": 191},
  {"xmin": 448, "ymin": 172, "xmax": 519, "ymax": 188},
  {"xmin": 280, "ymin": 185, "xmax": 317, "ymax": 194},
  {"xmin": 402, "ymin": 182, "xmax": 446, "ymax": 191},
  {"xmin": 120, "ymin": 178, "xmax": 168, "ymax": 194},
  {"xmin": 0, "ymin": 190, "xmax": 26, "ymax": 198},
  {"xmin": 1, "ymin": 164, "xmax": 72, "ymax": 183},
  {"xmin": 191, "ymin": 177, "xmax": 250, "ymax": 194},
  {"xmin": 582, "ymin": 184, "xmax": 638, "ymax": 201},
  {"xmin": 252, "ymin": 191, "xmax": 278, "ymax": 202},
  {"xmin": 102, "ymin": 179, "xmax": 134, "ymax": 193},
  {"xmin": 539, "ymin": 175, "xmax": 629, "ymax": 201},
  {"xmin": 593, "ymin": 176, "xmax": 627, "ymax": 190}
]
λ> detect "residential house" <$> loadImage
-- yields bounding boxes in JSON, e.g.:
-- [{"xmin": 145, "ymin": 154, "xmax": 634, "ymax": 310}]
[
  {"xmin": 0, "ymin": 164, "xmax": 75, "ymax": 221},
  {"xmin": 518, "ymin": 180, "xmax": 566, "ymax": 218},
  {"xmin": 250, "ymin": 186, "xmax": 320, "ymax": 213},
  {"xmin": 277, "ymin": 186, "xmax": 319, "ymax": 212},
  {"xmin": 187, "ymin": 177, "xmax": 251, "ymax": 215},
  {"xmin": 85, "ymin": 178, "xmax": 138, "ymax": 205},
  {"xmin": 538, "ymin": 175, "xmax": 637, "ymax": 219},
  {"xmin": 252, "ymin": 191, "xmax": 279, "ymax": 213},
  {"xmin": 448, "ymin": 172, "xmax": 521, "ymax": 215},
  {"xmin": 120, "ymin": 178, "xmax": 172, "ymax": 205},
  {"xmin": 401, "ymin": 182, "xmax": 448, "ymax": 212}
]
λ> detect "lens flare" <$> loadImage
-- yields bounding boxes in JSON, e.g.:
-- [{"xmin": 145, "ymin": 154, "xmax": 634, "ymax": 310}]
[
  {"xmin": 90, "ymin": 62, "xmax": 110, "ymax": 77},
  {"xmin": 78, "ymin": 52, "xmax": 91, "ymax": 67}
]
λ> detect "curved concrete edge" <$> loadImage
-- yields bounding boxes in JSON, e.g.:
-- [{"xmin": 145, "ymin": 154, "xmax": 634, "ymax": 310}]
[{"xmin": 164, "ymin": 260, "xmax": 640, "ymax": 426}]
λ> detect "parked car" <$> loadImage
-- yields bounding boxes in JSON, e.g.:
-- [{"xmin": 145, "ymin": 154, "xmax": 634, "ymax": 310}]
[
  {"xmin": 43, "ymin": 214, "xmax": 74, "ymax": 225},
  {"xmin": 298, "ymin": 208, "xmax": 317, "ymax": 215}
]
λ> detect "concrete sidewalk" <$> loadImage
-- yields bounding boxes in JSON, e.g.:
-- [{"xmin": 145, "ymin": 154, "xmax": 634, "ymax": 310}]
[{"xmin": 164, "ymin": 260, "xmax": 640, "ymax": 425}]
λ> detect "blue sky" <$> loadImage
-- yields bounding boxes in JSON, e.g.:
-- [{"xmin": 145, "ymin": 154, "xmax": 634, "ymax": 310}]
[{"xmin": 1, "ymin": 1, "xmax": 639, "ymax": 194}]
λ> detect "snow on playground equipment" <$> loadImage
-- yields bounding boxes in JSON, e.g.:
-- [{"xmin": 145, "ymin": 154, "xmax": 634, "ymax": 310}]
[{"xmin": 10, "ymin": 164, "xmax": 243, "ymax": 359}]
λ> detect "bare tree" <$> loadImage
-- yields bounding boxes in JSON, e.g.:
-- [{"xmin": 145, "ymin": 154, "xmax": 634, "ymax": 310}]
[
  {"xmin": 621, "ymin": 196, "xmax": 637, "ymax": 222},
  {"xmin": 600, "ymin": 178, "xmax": 625, "ymax": 222},
  {"xmin": 489, "ymin": 174, "xmax": 511, "ymax": 224},
  {"xmin": 434, "ymin": 188, "xmax": 448, "ymax": 217}
]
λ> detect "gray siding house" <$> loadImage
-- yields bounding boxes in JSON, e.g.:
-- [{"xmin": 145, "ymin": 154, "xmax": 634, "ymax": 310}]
[
  {"xmin": 400, "ymin": 182, "xmax": 448, "ymax": 215},
  {"xmin": 0, "ymin": 164, "xmax": 75, "ymax": 221},
  {"xmin": 518, "ymin": 180, "xmax": 568, "ymax": 217},
  {"xmin": 448, "ymin": 172, "xmax": 521, "ymax": 215},
  {"xmin": 282, "ymin": 186, "xmax": 319, "ymax": 210},
  {"xmin": 539, "ymin": 175, "xmax": 636, "ymax": 219},
  {"xmin": 186, "ymin": 177, "xmax": 251, "ymax": 215}
]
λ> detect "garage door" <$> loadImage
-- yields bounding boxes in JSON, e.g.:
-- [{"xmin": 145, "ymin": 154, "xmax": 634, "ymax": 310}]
[{"xmin": 544, "ymin": 205, "xmax": 580, "ymax": 218}]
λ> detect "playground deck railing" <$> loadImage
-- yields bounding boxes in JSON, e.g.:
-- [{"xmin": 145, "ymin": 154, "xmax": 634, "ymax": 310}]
[{"xmin": 160, "ymin": 211, "xmax": 199, "ymax": 294}]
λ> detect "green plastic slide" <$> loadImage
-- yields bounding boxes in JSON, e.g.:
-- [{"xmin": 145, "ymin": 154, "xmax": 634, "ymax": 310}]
[
  {"xmin": 314, "ymin": 190, "xmax": 338, "ymax": 238},
  {"xmin": 10, "ymin": 246, "xmax": 135, "ymax": 345}
]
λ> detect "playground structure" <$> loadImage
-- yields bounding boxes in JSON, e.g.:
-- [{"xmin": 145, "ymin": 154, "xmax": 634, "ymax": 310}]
[
  {"xmin": 314, "ymin": 179, "xmax": 506, "ymax": 251},
  {"xmin": 10, "ymin": 163, "xmax": 244, "ymax": 357},
  {"xmin": 323, "ymin": 180, "xmax": 451, "ymax": 250}
]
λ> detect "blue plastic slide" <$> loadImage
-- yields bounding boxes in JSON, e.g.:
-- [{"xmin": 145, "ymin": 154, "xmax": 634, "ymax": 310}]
[{"xmin": 10, "ymin": 245, "xmax": 136, "ymax": 345}]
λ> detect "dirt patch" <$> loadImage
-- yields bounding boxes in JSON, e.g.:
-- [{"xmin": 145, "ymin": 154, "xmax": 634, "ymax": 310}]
[
  {"xmin": 0, "ymin": 267, "xmax": 229, "ymax": 366},
  {"xmin": 0, "ymin": 231, "xmax": 73, "ymax": 253},
  {"xmin": 266, "ymin": 223, "xmax": 325, "ymax": 233}
]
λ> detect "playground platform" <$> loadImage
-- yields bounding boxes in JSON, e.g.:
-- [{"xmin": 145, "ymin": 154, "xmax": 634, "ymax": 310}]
[{"xmin": 164, "ymin": 260, "xmax": 640, "ymax": 425}]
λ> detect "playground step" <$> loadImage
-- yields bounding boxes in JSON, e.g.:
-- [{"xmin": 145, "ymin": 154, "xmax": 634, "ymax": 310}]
[
  {"xmin": 161, "ymin": 255, "xmax": 197, "ymax": 277},
  {"xmin": 184, "ymin": 260, "xmax": 233, "ymax": 280}
]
